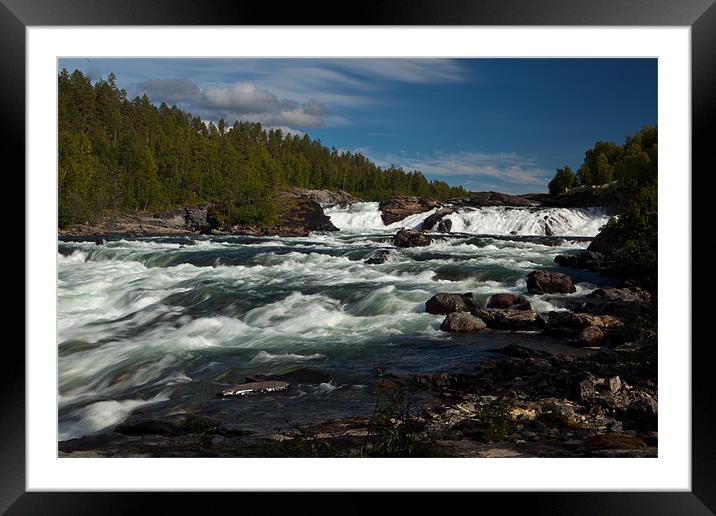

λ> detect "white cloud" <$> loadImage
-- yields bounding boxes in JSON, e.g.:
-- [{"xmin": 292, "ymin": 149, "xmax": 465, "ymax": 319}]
[
  {"xmin": 371, "ymin": 151, "xmax": 551, "ymax": 186},
  {"xmin": 202, "ymin": 81, "xmax": 280, "ymax": 113}
]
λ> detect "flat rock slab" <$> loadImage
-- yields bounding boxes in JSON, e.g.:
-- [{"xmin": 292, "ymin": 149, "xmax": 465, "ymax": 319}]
[{"xmin": 220, "ymin": 381, "xmax": 290, "ymax": 397}]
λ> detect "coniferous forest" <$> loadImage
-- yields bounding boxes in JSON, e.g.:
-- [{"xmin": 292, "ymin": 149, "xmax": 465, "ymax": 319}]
[{"xmin": 58, "ymin": 69, "xmax": 467, "ymax": 228}]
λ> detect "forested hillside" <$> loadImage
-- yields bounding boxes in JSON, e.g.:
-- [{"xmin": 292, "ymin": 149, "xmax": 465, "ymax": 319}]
[{"xmin": 58, "ymin": 69, "xmax": 466, "ymax": 227}]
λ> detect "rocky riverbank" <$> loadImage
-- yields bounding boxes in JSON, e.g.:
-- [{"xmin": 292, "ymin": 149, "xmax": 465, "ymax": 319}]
[
  {"xmin": 58, "ymin": 263, "xmax": 657, "ymax": 458},
  {"xmin": 59, "ymin": 188, "xmax": 343, "ymax": 238}
]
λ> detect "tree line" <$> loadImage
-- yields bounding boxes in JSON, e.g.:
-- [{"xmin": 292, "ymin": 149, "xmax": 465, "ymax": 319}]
[
  {"xmin": 548, "ymin": 126, "xmax": 658, "ymax": 270},
  {"xmin": 58, "ymin": 69, "xmax": 467, "ymax": 227}
]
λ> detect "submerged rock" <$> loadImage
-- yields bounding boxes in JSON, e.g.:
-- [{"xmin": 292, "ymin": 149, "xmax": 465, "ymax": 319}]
[
  {"xmin": 247, "ymin": 368, "xmax": 333, "ymax": 385},
  {"xmin": 426, "ymin": 292, "xmax": 481, "ymax": 315},
  {"xmin": 379, "ymin": 196, "xmax": 442, "ymax": 225},
  {"xmin": 440, "ymin": 312, "xmax": 487, "ymax": 333},
  {"xmin": 365, "ymin": 249, "xmax": 391, "ymax": 264},
  {"xmin": 115, "ymin": 413, "xmax": 220, "ymax": 436},
  {"xmin": 219, "ymin": 381, "xmax": 290, "ymax": 397},
  {"xmin": 485, "ymin": 293, "xmax": 531, "ymax": 311},
  {"xmin": 392, "ymin": 228, "xmax": 432, "ymax": 247},
  {"xmin": 526, "ymin": 270, "xmax": 576, "ymax": 295}
]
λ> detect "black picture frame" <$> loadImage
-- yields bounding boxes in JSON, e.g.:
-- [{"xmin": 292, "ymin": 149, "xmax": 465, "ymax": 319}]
[{"xmin": 4, "ymin": 0, "xmax": 712, "ymax": 513}]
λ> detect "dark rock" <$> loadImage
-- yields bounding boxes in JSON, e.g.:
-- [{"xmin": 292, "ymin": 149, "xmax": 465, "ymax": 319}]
[
  {"xmin": 582, "ymin": 432, "xmax": 646, "ymax": 451},
  {"xmin": 440, "ymin": 312, "xmax": 487, "ymax": 333},
  {"xmin": 588, "ymin": 287, "xmax": 652, "ymax": 304},
  {"xmin": 471, "ymin": 308, "xmax": 544, "ymax": 331},
  {"xmin": 219, "ymin": 381, "xmax": 290, "ymax": 397},
  {"xmin": 526, "ymin": 270, "xmax": 576, "ymax": 295},
  {"xmin": 575, "ymin": 377, "xmax": 596, "ymax": 400},
  {"xmin": 95, "ymin": 238, "xmax": 106, "ymax": 246},
  {"xmin": 462, "ymin": 191, "xmax": 540, "ymax": 207},
  {"xmin": 490, "ymin": 344, "xmax": 550, "ymax": 358},
  {"xmin": 116, "ymin": 413, "xmax": 220, "ymax": 436},
  {"xmin": 371, "ymin": 378, "xmax": 402, "ymax": 394},
  {"xmin": 485, "ymin": 293, "xmax": 531, "ymax": 311},
  {"xmin": 392, "ymin": 228, "xmax": 432, "ymax": 247},
  {"xmin": 422, "ymin": 207, "xmax": 455, "ymax": 231},
  {"xmin": 437, "ymin": 219, "xmax": 452, "ymax": 233},
  {"xmin": 365, "ymin": 249, "xmax": 391, "ymax": 264},
  {"xmin": 576, "ymin": 326, "xmax": 606, "ymax": 347},
  {"xmin": 278, "ymin": 196, "xmax": 338, "ymax": 232},
  {"xmin": 426, "ymin": 292, "xmax": 481, "ymax": 315},
  {"xmin": 379, "ymin": 196, "xmax": 442, "ymax": 225},
  {"xmin": 184, "ymin": 203, "xmax": 215, "ymax": 233},
  {"xmin": 541, "ymin": 311, "xmax": 624, "ymax": 330}
]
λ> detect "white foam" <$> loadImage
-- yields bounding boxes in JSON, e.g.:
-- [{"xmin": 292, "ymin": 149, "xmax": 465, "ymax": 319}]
[{"xmin": 325, "ymin": 202, "xmax": 609, "ymax": 237}]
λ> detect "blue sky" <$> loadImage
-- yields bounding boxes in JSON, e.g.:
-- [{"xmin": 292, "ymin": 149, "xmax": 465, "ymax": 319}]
[{"xmin": 58, "ymin": 58, "xmax": 657, "ymax": 194}]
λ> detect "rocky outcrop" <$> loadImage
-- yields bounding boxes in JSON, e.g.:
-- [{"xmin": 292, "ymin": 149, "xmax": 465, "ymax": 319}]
[
  {"xmin": 450, "ymin": 191, "xmax": 540, "ymax": 208},
  {"xmin": 526, "ymin": 270, "xmax": 576, "ymax": 295},
  {"xmin": 562, "ymin": 287, "xmax": 654, "ymax": 319},
  {"xmin": 440, "ymin": 312, "xmax": 487, "ymax": 333},
  {"xmin": 421, "ymin": 207, "xmax": 455, "ymax": 231},
  {"xmin": 392, "ymin": 228, "xmax": 432, "ymax": 247},
  {"xmin": 485, "ymin": 293, "xmax": 531, "ymax": 310},
  {"xmin": 281, "ymin": 188, "xmax": 361, "ymax": 205},
  {"xmin": 277, "ymin": 196, "xmax": 338, "ymax": 232},
  {"xmin": 426, "ymin": 293, "xmax": 481, "ymax": 315},
  {"xmin": 541, "ymin": 311, "xmax": 624, "ymax": 330},
  {"xmin": 379, "ymin": 196, "xmax": 442, "ymax": 225},
  {"xmin": 365, "ymin": 249, "xmax": 392, "ymax": 264},
  {"xmin": 471, "ymin": 308, "xmax": 544, "ymax": 331}
]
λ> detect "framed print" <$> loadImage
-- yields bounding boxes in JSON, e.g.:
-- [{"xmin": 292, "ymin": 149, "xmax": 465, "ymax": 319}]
[{"xmin": 4, "ymin": 0, "xmax": 713, "ymax": 512}]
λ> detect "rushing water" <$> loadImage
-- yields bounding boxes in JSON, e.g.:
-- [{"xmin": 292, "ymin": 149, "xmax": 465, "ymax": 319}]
[{"xmin": 57, "ymin": 203, "xmax": 613, "ymax": 441}]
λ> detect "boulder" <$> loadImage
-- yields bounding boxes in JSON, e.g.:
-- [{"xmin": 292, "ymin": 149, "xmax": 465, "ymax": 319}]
[
  {"xmin": 526, "ymin": 270, "xmax": 576, "ymax": 294},
  {"xmin": 95, "ymin": 238, "xmax": 106, "ymax": 246},
  {"xmin": 219, "ymin": 381, "xmax": 290, "ymax": 397},
  {"xmin": 426, "ymin": 292, "xmax": 481, "ymax": 315},
  {"xmin": 576, "ymin": 326, "xmax": 606, "ymax": 347},
  {"xmin": 440, "ymin": 312, "xmax": 487, "ymax": 333},
  {"xmin": 392, "ymin": 228, "xmax": 432, "ymax": 248},
  {"xmin": 379, "ymin": 196, "xmax": 442, "ymax": 225},
  {"xmin": 485, "ymin": 293, "xmax": 531, "ymax": 311},
  {"xmin": 471, "ymin": 308, "xmax": 544, "ymax": 331},
  {"xmin": 437, "ymin": 219, "xmax": 452, "ymax": 233},
  {"xmin": 421, "ymin": 207, "xmax": 455, "ymax": 231},
  {"xmin": 365, "ymin": 249, "xmax": 391, "ymax": 264},
  {"xmin": 563, "ymin": 287, "xmax": 654, "ymax": 319},
  {"xmin": 588, "ymin": 287, "xmax": 652, "ymax": 304},
  {"xmin": 541, "ymin": 311, "xmax": 624, "ymax": 330}
]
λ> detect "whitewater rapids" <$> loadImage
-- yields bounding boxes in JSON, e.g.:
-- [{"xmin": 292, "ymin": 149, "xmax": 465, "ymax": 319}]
[
  {"xmin": 57, "ymin": 203, "xmax": 613, "ymax": 441},
  {"xmin": 324, "ymin": 202, "xmax": 609, "ymax": 236}
]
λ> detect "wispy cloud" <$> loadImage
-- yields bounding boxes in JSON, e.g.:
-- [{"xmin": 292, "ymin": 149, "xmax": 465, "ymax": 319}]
[{"xmin": 364, "ymin": 150, "xmax": 551, "ymax": 188}]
